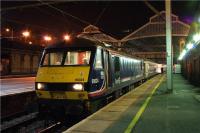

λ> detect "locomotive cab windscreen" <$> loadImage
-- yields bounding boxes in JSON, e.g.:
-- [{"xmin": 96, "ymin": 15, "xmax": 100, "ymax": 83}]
[{"xmin": 41, "ymin": 50, "xmax": 91, "ymax": 66}]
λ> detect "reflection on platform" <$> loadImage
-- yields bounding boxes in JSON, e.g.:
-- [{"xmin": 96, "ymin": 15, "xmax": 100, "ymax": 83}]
[{"xmin": 0, "ymin": 77, "xmax": 35, "ymax": 96}]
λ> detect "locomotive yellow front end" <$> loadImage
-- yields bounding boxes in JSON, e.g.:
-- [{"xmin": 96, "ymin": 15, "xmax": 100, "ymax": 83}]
[
  {"xmin": 35, "ymin": 40, "xmax": 95, "ymax": 115},
  {"xmin": 35, "ymin": 66, "xmax": 89, "ymax": 100}
]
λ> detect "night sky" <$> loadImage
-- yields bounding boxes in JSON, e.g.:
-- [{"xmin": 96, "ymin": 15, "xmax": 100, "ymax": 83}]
[{"xmin": 1, "ymin": 1, "xmax": 200, "ymax": 39}]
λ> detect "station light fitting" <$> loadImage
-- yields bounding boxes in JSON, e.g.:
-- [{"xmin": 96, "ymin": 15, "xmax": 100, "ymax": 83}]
[
  {"xmin": 178, "ymin": 55, "xmax": 184, "ymax": 61},
  {"xmin": 178, "ymin": 31, "xmax": 200, "ymax": 61},
  {"xmin": 186, "ymin": 43, "xmax": 194, "ymax": 50},
  {"xmin": 193, "ymin": 33, "xmax": 200, "ymax": 43},
  {"xmin": 182, "ymin": 49, "xmax": 186, "ymax": 56},
  {"xmin": 44, "ymin": 35, "xmax": 52, "ymax": 41},
  {"xmin": 29, "ymin": 41, "xmax": 33, "ymax": 45},
  {"xmin": 64, "ymin": 34, "xmax": 70, "ymax": 41},
  {"xmin": 5, "ymin": 28, "xmax": 10, "ymax": 32},
  {"xmin": 22, "ymin": 31, "xmax": 30, "ymax": 37},
  {"xmin": 178, "ymin": 49, "xmax": 186, "ymax": 60},
  {"xmin": 103, "ymin": 42, "xmax": 111, "ymax": 47},
  {"xmin": 178, "ymin": 56, "xmax": 182, "ymax": 61}
]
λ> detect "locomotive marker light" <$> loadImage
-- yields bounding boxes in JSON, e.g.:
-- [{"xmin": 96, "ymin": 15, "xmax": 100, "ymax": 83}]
[
  {"xmin": 73, "ymin": 84, "xmax": 83, "ymax": 91},
  {"xmin": 37, "ymin": 83, "xmax": 45, "ymax": 90}
]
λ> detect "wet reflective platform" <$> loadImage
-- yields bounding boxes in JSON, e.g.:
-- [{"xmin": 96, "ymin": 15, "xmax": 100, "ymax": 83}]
[
  {"xmin": 64, "ymin": 74, "xmax": 200, "ymax": 133},
  {"xmin": 0, "ymin": 77, "xmax": 35, "ymax": 96}
]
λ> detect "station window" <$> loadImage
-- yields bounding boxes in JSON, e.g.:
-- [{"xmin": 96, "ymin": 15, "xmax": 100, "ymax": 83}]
[{"xmin": 94, "ymin": 48, "xmax": 103, "ymax": 69}]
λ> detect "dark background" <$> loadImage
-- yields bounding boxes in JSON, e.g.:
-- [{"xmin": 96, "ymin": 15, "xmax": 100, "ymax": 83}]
[{"xmin": 1, "ymin": 1, "xmax": 200, "ymax": 39}]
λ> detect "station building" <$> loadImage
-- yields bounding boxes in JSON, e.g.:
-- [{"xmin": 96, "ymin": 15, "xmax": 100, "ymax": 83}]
[{"xmin": 1, "ymin": 38, "xmax": 43, "ymax": 75}]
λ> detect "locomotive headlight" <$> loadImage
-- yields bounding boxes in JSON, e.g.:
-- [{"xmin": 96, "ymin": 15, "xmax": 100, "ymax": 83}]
[
  {"xmin": 37, "ymin": 83, "xmax": 45, "ymax": 90},
  {"xmin": 73, "ymin": 84, "xmax": 83, "ymax": 91}
]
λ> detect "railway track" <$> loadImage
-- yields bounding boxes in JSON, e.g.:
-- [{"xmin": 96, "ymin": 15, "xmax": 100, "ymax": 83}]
[{"xmin": 1, "ymin": 111, "xmax": 86, "ymax": 133}]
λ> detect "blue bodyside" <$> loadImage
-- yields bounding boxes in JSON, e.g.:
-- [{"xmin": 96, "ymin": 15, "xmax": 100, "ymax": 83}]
[{"xmin": 88, "ymin": 69, "xmax": 104, "ymax": 92}]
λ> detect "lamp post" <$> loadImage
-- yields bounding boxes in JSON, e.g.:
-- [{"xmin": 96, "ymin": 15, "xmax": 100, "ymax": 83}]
[{"xmin": 5, "ymin": 28, "xmax": 14, "ymax": 40}]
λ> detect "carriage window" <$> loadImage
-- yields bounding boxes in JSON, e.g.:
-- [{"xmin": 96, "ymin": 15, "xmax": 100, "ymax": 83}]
[
  {"xmin": 64, "ymin": 51, "xmax": 91, "ymax": 65},
  {"xmin": 94, "ymin": 48, "xmax": 103, "ymax": 69}
]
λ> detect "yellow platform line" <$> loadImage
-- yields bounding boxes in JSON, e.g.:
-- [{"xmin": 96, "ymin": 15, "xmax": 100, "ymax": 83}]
[{"xmin": 124, "ymin": 75, "xmax": 165, "ymax": 133}]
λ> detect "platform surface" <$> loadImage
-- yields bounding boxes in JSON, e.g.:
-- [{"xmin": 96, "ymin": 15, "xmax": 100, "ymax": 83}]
[
  {"xmin": 0, "ymin": 77, "xmax": 35, "ymax": 96},
  {"xmin": 64, "ymin": 74, "xmax": 200, "ymax": 133}
]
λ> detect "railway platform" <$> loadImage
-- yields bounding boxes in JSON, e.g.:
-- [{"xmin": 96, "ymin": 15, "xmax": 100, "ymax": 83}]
[
  {"xmin": 0, "ymin": 77, "xmax": 36, "ymax": 120},
  {"xmin": 65, "ymin": 74, "xmax": 200, "ymax": 133},
  {"xmin": 0, "ymin": 77, "xmax": 35, "ymax": 96}
]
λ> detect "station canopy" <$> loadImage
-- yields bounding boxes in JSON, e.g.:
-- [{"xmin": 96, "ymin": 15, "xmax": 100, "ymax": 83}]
[
  {"xmin": 78, "ymin": 11, "xmax": 190, "ymax": 64},
  {"xmin": 77, "ymin": 25, "xmax": 119, "ymax": 47},
  {"xmin": 120, "ymin": 11, "xmax": 190, "ymax": 63}
]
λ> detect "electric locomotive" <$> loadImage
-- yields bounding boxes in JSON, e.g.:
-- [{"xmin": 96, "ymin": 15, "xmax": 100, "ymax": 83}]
[{"xmin": 35, "ymin": 37, "xmax": 157, "ymax": 115}]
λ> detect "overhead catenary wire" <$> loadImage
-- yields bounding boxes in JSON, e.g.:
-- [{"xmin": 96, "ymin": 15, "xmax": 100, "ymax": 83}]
[
  {"xmin": 34, "ymin": 6, "xmax": 71, "ymax": 27},
  {"xmin": 2, "ymin": 0, "xmax": 87, "ymax": 29},
  {"xmin": 2, "ymin": 18, "xmax": 56, "ymax": 32},
  {"xmin": 3, "ymin": 1, "xmax": 118, "ymax": 41},
  {"xmin": 1, "ymin": 1, "xmax": 66, "ymax": 12},
  {"xmin": 37, "ymin": 0, "xmax": 91, "ymax": 25},
  {"xmin": 94, "ymin": 2, "xmax": 110, "ymax": 25},
  {"xmin": 143, "ymin": 0, "xmax": 165, "ymax": 21},
  {"xmin": 36, "ymin": 0, "xmax": 118, "ymax": 38},
  {"xmin": 2, "ymin": 5, "xmax": 85, "ymax": 33}
]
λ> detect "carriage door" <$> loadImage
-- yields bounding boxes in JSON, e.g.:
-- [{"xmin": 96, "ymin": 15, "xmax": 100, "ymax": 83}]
[
  {"xmin": 114, "ymin": 56, "xmax": 120, "ymax": 84},
  {"xmin": 103, "ymin": 50, "xmax": 109, "ymax": 89}
]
